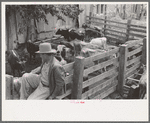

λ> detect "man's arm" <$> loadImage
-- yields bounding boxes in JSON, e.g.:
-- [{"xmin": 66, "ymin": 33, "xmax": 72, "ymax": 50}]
[
  {"xmin": 30, "ymin": 62, "xmax": 44, "ymax": 74},
  {"xmin": 30, "ymin": 66, "xmax": 41, "ymax": 74},
  {"xmin": 49, "ymin": 65, "xmax": 65, "ymax": 99}
]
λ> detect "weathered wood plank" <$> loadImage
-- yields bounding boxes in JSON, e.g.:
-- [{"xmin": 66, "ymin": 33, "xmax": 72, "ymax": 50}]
[
  {"xmin": 6, "ymin": 75, "xmax": 13, "ymax": 100},
  {"xmin": 130, "ymin": 24, "xmax": 146, "ymax": 29},
  {"xmin": 104, "ymin": 5, "xmax": 107, "ymax": 34},
  {"xmin": 93, "ymin": 83, "xmax": 117, "ymax": 99},
  {"xmin": 125, "ymin": 69, "xmax": 138, "ymax": 79},
  {"xmin": 127, "ymin": 77, "xmax": 140, "ymax": 82},
  {"xmin": 86, "ymin": 16, "xmax": 128, "ymax": 26},
  {"xmin": 134, "ymin": 73, "xmax": 142, "ymax": 76},
  {"xmin": 105, "ymin": 28, "xmax": 127, "ymax": 35},
  {"xmin": 127, "ymin": 46, "xmax": 142, "ymax": 57},
  {"xmin": 105, "ymin": 32, "xmax": 126, "ymax": 39},
  {"xmin": 84, "ymin": 57, "xmax": 119, "ymax": 76},
  {"xmin": 86, "ymin": 20, "xmax": 128, "ymax": 30},
  {"xmin": 141, "ymin": 37, "xmax": 146, "ymax": 65},
  {"xmin": 56, "ymin": 89, "xmax": 71, "ymax": 99},
  {"xmin": 71, "ymin": 56, "xmax": 84, "ymax": 99},
  {"xmin": 124, "ymin": 85, "xmax": 131, "ymax": 89},
  {"xmin": 127, "ymin": 55, "xmax": 141, "ymax": 66},
  {"xmin": 63, "ymin": 62, "xmax": 74, "ymax": 72},
  {"xmin": 65, "ymin": 74, "xmax": 73, "ymax": 84},
  {"xmin": 126, "ymin": 19, "xmax": 132, "ymax": 41},
  {"xmin": 129, "ymin": 28, "xmax": 146, "ymax": 33},
  {"xmin": 84, "ymin": 48, "xmax": 119, "ymax": 66},
  {"xmin": 125, "ymin": 39, "xmax": 143, "ymax": 48},
  {"xmin": 126, "ymin": 62, "xmax": 141, "ymax": 76},
  {"xmin": 117, "ymin": 44, "xmax": 128, "ymax": 93},
  {"xmin": 83, "ymin": 67, "xmax": 118, "ymax": 88},
  {"xmin": 129, "ymin": 32, "xmax": 146, "ymax": 38},
  {"xmin": 82, "ymin": 74, "xmax": 118, "ymax": 99}
]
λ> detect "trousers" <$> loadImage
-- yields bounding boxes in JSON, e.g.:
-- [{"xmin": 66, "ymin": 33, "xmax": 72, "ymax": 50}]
[{"xmin": 19, "ymin": 73, "xmax": 50, "ymax": 100}]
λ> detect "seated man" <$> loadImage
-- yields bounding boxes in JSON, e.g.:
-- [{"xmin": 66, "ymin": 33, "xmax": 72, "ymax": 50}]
[{"xmin": 19, "ymin": 42, "xmax": 65, "ymax": 100}]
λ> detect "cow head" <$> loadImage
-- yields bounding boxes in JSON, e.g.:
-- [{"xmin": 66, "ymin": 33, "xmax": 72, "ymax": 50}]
[{"xmin": 55, "ymin": 28, "xmax": 62, "ymax": 35}]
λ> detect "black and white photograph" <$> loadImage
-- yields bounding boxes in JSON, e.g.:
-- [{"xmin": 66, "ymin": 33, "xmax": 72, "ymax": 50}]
[{"xmin": 2, "ymin": 2, "xmax": 148, "ymax": 121}]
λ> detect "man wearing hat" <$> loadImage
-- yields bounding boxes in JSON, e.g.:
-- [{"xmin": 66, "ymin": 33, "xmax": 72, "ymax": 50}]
[{"xmin": 19, "ymin": 43, "xmax": 65, "ymax": 100}]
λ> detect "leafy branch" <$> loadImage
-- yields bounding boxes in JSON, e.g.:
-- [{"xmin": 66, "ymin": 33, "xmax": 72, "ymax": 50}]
[{"xmin": 6, "ymin": 5, "xmax": 83, "ymax": 34}]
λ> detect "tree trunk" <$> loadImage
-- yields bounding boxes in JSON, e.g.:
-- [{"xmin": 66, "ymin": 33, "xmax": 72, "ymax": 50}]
[
  {"xmin": 6, "ymin": 11, "xmax": 10, "ymax": 51},
  {"xmin": 75, "ymin": 5, "xmax": 79, "ymax": 28},
  {"xmin": 26, "ymin": 26, "xmax": 30, "ymax": 43},
  {"xmin": 14, "ymin": 8, "xmax": 18, "ymax": 40},
  {"xmin": 136, "ymin": 4, "xmax": 141, "ymax": 20},
  {"xmin": 116, "ymin": 5, "xmax": 119, "ymax": 15},
  {"xmin": 122, "ymin": 4, "xmax": 126, "ymax": 19}
]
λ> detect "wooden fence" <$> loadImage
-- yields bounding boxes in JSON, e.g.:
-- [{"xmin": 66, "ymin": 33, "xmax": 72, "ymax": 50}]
[
  {"xmin": 56, "ymin": 62, "xmax": 74, "ymax": 99},
  {"xmin": 81, "ymin": 48, "xmax": 119, "ymax": 99},
  {"xmin": 117, "ymin": 38, "xmax": 145, "ymax": 94},
  {"xmin": 6, "ymin": 38, "xmax": 145, "ymax": 99},
  {"xmin": 6, "ymin": 37, "xmax": 146, "ymax": 100},
  {"xmin": 85, "ymin": 16, "xmax": 146, "ymax": 45}
]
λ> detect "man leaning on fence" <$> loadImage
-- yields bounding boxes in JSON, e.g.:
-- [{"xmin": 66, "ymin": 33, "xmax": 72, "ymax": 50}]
[{"xmin": 19, "ymin": 42, "xmax": 66, "ymax": 100}]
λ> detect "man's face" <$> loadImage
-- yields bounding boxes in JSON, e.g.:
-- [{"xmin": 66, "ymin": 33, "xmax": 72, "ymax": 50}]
[
  {"xmin": 40, "ymin": 53, "xmax": 47, "ymax": 62},
  {"xmin": 40, "ymin": 53, "xmax": 53, "ymax": 62}
]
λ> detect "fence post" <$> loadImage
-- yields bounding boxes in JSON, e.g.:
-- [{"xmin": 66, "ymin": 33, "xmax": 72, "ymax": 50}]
[
  {"xmin": 103, "ymin": 4, "xmax": 107, "ymax": 35},
  {"xmin": 117, "ymin": 44, "xmax": 128, "ymax": 94},
  {"xmin": 126, "ymin": 19, "xmax": 131, "ymax": 42},
  {"xmin": 6, "ymin": 75, "xmax": 13, "ymax": 100},
  {"xmin": 71, "ymin": 56, "xmax": 84, "ymax": 99},
  {"xmin": 141, "ymin": 37, "xmax": 146, "ymax": 65},
  {"xmin": 89, "ymin": 4, "xmax": 93, "ymax": 25}
]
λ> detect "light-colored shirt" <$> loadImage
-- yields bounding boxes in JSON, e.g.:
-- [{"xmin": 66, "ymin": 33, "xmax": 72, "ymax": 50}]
[
  {"xmin": 40, "ymin": 58, "xmax": 60, "ymax": 86},
  {"xmin": 40, "ymin": 62, "xmax": 51, "ymax": 86}
]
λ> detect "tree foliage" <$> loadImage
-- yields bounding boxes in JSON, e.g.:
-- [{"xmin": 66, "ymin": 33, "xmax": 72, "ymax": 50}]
[{"xmin": 6, "ymin": 5, "xmax": 83, "ymax": 34}]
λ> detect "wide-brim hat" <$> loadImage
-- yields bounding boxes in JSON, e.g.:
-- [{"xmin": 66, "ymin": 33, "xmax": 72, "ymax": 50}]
[{"xmin": 36, "ymin": 42, "xmax": 57, "ymax": 54}]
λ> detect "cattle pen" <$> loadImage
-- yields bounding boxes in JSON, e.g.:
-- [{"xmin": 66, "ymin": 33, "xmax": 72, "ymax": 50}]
[
  {"xmin": 6, "ymin": 15, "xmax": 147, "ymax": 100},
  {"xmin": 6, "ymin": 38, "xmax": 146, "ymax": 100}
]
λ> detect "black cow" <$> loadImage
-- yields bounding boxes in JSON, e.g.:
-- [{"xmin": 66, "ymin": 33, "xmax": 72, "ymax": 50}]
[
  {"xmin": 26, "ymin": 40, "xmax": 39, "ymax": 62},
  {"xmin": 56, "ymin": 28, "xmax": 84, "ymax": 41},
  {"xmin": 6, "ymin": 50, "xmax": 26, "ymax": 77},
  {"xmin": 56, "ymin": 28, "xmax": 71, "ymax": 41},
  {"xmin": 68, "ymin": 28, "xmax": 84, "ymax": 41}
]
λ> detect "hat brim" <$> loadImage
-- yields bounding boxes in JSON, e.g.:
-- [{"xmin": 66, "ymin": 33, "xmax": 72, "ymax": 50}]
[{"xmin": 36, "ymin": 49, "xmax": 57, "ymax": 54}]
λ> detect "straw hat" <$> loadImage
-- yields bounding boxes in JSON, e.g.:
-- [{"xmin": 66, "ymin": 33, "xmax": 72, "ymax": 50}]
[{"xmin": 36, "ymin": 43, "xmax": 56, "ymax": 54}]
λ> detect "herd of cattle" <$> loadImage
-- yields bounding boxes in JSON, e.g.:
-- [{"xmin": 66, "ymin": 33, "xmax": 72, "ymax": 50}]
[
  {"xmin": 6, "ymin": 24, "xmax": 143, "ymax": 77},
  {"xmin": 6, "ymin": 23, "xmax": 144, "ymax": 78},
  {"xmin": 6, "ymin": 24, "xmax": 110, "ymax": 77}
]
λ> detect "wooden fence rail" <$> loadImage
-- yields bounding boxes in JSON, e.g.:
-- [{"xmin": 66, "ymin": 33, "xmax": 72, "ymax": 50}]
[
  {"xmin": 117, "ymin": 38, "xmax": 145, "ymax": 94},
  {"xmin": 86, "ymin": 16, "xmax": 146, "ymax": 44}
]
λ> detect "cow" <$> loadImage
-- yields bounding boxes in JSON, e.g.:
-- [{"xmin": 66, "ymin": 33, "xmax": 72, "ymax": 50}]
[
  {"xmin": 55, "ymin": 28, "xmax": 71, "ymax": 41},
  {"xmin": 6, "ymin": 50, "xmax": 26, "ymax": 77},
  {"xmin": 90, "ymin": 37, "xmax": 108, "ymax": 50},
  {"xmin": 68, "ymin": 28, "xmax": 85, "ymax": 41},
  {"xmin": 55, "ymin": 51, "xmax": 67, "ymax": 66},
  {"xmin": 56, "ymin": 28, "xmax": 84, "ymax": 41},
  {"xmin": 26, "ymin": 40, "xmax": 39, "ymax": 62}
]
